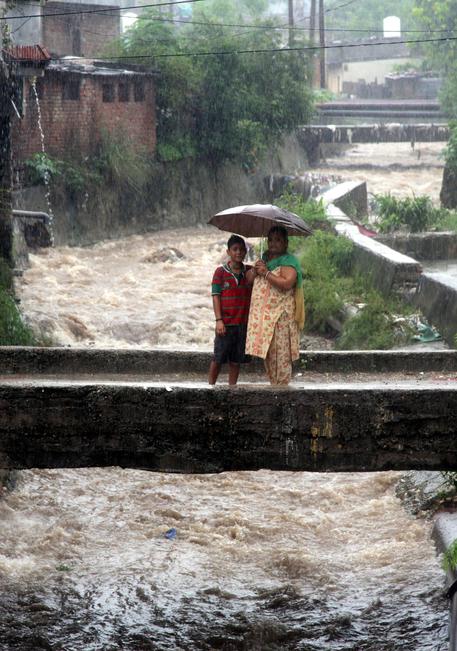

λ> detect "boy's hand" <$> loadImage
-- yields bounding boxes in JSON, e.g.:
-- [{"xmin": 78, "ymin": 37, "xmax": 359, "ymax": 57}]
[{"xmin": 216, "ymin": 320, "xmax": 226, "ymax": 336}]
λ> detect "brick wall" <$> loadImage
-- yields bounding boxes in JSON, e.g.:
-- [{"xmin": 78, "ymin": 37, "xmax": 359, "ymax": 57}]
[
  {"xmin": 12, "ymin": 69, "xmax": 156, "ymax": 171},
  {"xmin": 42, "ymin": 2, "xmax": 120, "ymax": 57}
]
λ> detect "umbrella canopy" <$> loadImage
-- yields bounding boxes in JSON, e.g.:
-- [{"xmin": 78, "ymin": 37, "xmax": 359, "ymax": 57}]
[{"xmin": 208, "ymin": 203, "xmax": 313, "ymax": 238}]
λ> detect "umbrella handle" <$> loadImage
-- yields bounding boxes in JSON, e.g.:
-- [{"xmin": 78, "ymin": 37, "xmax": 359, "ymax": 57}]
[{"xmin": 260, "ymin": 237, "xmax": 264, "ymax": 257}]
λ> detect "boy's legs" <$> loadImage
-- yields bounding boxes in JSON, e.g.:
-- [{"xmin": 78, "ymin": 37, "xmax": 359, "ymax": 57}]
[
  {"xmin": 228, "ymin": 362, "xmax": 240, "ymax": 385},
  {"xmin": 208, "ymin": 360, "xmax": 221, "ymax": 385}
]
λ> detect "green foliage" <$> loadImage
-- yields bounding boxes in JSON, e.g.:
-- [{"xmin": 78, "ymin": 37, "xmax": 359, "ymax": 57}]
[
  {"xmin": 24, "ymin": 153, "xmax": 99, "ymax": 194},
  {"xmin": 413, "ymin": 0, "xmax": 457, "ymax": 117},
  {"xmin": 156, "ymin": 137, "xmax": 196, "ymax": 162},
  {"xmin": 297, "ymin": 231, "xmax": 354, "ymax": 332},
  {"xmin": 26, "ymin": 129, "xmax": 151, "ymax": 195},
  {"xmin": 110, "ymin": 0, "xmax": 314, "ymax": 166},
  {"xmin": 0, "ymin": 288, "xmax": 36, "ymax": 346},
  {"xmin": 433, "ymin": 208, "xmax": 457, "ymax": 231},
  {"xmin": 336, "ymin": 292, "xmax": 400, "ymax": 350},
  {"xmin": 375, "ymin": 193, "xmax": 457, "ymax": 233},
  {"xmin": 443, "ymin": 121, "xmax": 457, "ymax": 172},
  {"xmin": 277, "ymin": 190, "xmax": 327, "ymax": 226},
  {"xmin": 0, "ymin": 258, "xmax": 12, "ymax": 291},
  {"xmin": 443, "ymin": 538, "xmax": 457, "ymax": 572},
  {"xmin": 94, "ymin": 129, "xmax": 151, "ymax": 192},
  {"xmin": 326, "ymin": 0, "xmax": 416, "ymax": 38},
  {"xmin": 0, "ymin": 258, "xmax": 36, "ymax": 345},
  {"xmin": 291, "ymin": 232, "xmax": 416, "ymax": 347},
  {"xmin": 25, "ymin": 153, "xmax": 60, "ymax": 185},
  {"xmin": 375, "ymin": 194, "xmax": 436, "ymax": 233}
]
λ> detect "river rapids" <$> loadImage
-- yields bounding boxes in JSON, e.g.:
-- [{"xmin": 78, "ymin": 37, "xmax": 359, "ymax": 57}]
[{"xmin": 0, "ymin": 142, "xmax": 449, "ymax": 650}]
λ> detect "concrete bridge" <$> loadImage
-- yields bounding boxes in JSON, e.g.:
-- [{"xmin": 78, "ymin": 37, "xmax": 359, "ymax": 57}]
[
  {"xmin": 2, "ymin": 347, "xmax": 457, "ymax": 473},
  {"xmin": 299, "ymin": 122, "xmax": 449, "ymax": 165}
]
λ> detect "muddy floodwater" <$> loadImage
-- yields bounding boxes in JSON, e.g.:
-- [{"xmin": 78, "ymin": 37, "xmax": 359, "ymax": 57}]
[{"xmin": 1, "ymin": 143, "xmax": 449, "ymax": 649}]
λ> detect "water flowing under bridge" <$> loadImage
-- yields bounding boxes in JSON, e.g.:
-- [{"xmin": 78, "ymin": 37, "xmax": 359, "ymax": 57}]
[{"xmin": 2, "ymin": 347, "xmax": 457, "ymax": 473}]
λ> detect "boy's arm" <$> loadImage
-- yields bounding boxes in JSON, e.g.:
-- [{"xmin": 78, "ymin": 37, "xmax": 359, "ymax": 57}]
[
  {"xmin": 245, "ymin": 266, "xmax": 257, "ymax": 285},
  {"xmin": 212, "ymin": 294, "xmax": 226, "ymax": 335}
]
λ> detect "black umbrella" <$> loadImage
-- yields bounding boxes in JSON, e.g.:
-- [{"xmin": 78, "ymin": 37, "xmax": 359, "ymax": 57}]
[{"xmin": 208, "ymin": 203, "xmax": 313, "ymax": 238}]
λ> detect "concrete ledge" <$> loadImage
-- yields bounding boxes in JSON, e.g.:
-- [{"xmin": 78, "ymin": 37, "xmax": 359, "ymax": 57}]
[
  {"xmin": 3, "ymin": 347, "xmax": 457, "ymax": 375},
  {"xmin": 2, "ymin": 382, "xmax": 457, "ymax": 472},
  {"xmin": 377, "ymin": 232, "xmax": 457, "ymax": 262},
  {"xmin": 320, "ymin": 181, "xmax": 368, "ymax": 218},
  {"xmin": 414, "ymin": 273, "xmax": 457, "ymax": 346},
  {"xmin": 335, "ymin": 223, "xmax": 423, "ymax": 295}
]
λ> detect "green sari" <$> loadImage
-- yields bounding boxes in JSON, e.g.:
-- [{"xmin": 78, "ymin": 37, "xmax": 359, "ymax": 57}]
[{"xmin": 262, "ymin": 251, "xmax": 305, "ymax": 329}]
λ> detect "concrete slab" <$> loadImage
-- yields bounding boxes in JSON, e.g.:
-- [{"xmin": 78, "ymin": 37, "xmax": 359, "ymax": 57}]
[{"xmin": 2, "ymin": 348, "xmax": 457, "ymax": 473}]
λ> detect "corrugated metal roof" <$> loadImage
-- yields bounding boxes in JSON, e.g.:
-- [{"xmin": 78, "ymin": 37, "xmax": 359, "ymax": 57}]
[{"xmin": 4, "ymin": 45, "xmax": 51, "ymax": 63}]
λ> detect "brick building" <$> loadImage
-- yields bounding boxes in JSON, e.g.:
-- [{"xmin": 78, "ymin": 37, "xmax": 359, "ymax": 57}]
[{"xmin": 12, "ymin": 58, "xmax": 157, "ymax": 171}]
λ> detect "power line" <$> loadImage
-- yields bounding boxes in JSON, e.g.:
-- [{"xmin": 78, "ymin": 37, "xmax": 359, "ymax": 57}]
[
  {"xmin": 2, "ymin": 0, "xmax": 204, "ymax": 21},
  {"xmin": 325, "ymin": 0, "xmax": 360, "ymax": 13},
  {"xmin": 123, "ymin": 14, "xmax": 457, "ymax": 34},
  {"xmin": 44, "ymin": 34, "xmax": 457, "ymax": 61},
  {"xmin": 4, "ymin": 1, "xmax": 453, "ymax": 35}
]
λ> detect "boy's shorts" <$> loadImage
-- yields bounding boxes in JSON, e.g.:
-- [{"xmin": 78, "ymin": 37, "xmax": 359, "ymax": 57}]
[{"xmin": 213, "ymin": 324, "xmax": 251, "ymax": 365}]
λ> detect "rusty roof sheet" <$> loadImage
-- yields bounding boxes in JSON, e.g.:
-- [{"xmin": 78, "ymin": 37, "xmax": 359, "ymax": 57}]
[{"xmin": 4, "ymin": 45, "xmax": 51, "ymax": 63}]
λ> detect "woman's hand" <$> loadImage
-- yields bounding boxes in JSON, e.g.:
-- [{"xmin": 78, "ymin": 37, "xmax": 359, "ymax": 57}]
[{"xmin": 254, "ymin": 259, "xmax": 268, "ymax": 276}]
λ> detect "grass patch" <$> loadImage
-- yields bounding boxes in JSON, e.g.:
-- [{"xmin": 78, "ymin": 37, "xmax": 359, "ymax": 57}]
[
  {"xmin": 374, "ymin": 193, "xmax": 457, "ymax": 233},
  {"xmin": 296, "ymin": 230, "xmax": 353, "ymax": 333},
  {"xmin": 277, "ymin": 189, "xmax": 328, "ymax": 228},
  {"xmin": 0, "ymin": 258, "xmax": 39, "ymax": 346},
  {"xmin": 443, "ymin": 539, "xmax": 457, "ymax": 572},
  {"xmin": 0, "ymin": 289, "xmax": 36, "ymax": 346},
  {"xmin": 292, "ymin": 231, "xmax": 416, "ymax": 348}
]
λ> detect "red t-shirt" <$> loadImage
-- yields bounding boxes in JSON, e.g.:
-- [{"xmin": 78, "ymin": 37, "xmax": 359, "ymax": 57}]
[{"xmin": 211, "ymin": 263, "xmax": 252, "ymax": 325}]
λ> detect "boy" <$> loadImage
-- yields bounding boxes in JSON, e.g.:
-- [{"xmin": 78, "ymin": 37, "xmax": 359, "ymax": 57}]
[{"xmin": 208, "ymin": 235, "xmax": 253, "ymax": 385}]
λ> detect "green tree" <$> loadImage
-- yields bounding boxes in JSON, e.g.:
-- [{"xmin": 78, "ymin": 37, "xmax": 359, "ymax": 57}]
[
  {"xmin": 413, "ymin": 0, "xmax": 457, "ymax": 116},
  {"xmin": 325, "ymin": 0, "xmax": 416, "ymax": 39},
  {"xmin": 109, "ymin": 0, "xmax": 314, "ymax": 166}
]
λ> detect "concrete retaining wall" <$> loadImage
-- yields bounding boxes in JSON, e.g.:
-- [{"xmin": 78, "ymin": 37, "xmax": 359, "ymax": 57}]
[
  {"xmin": 2, "ymin": 380, "xmax": 457, "ymax": 473},
  {"xmin": 414, "ymin": 273, "xmax": 457, "ymax": 346},
  {"xmin": 3, "ymin": 347, "xmax": 457, "ymax": 375},
  {"xmin": 377, "ymin": 232, "xmax": 457, "ymax": 261},
  {"xmin": 2, "ymin": 348, "xmax": 457, "ymax": 473}
]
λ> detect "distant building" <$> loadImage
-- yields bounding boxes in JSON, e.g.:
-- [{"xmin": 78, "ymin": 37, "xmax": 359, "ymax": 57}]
[
  {"xmin": 11, "ymin": 58, "xmax": 157, "ymax": 170},
  {"xmin": 326, "ymin": 36, "xmax": 422, "ymax": 97}
]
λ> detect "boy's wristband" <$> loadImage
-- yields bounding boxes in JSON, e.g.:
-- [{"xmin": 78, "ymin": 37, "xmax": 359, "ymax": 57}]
[{"xmin": 215, "ymin": 318, "xmax": 223, "ymax": 321}]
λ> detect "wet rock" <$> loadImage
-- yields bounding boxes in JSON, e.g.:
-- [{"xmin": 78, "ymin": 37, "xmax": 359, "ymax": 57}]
[
  {"xmin": 395, "ymin": 471, "xmax": 450, "ymax": 515},
  {"xmin": 142, "ymin": 247, "xmax": 185, "ymax": 264},
  {"xmin": 61, "ymin": 314, "xmax": 93, "ymax": 340}
]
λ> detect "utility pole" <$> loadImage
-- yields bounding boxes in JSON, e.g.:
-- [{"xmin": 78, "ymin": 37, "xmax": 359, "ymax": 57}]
[
  {"xmin": 319, "ymin": 0, "xmax": 326, "ymax": 88},
  {"xmin": 288, "ymin": 0, "xmax": 294, "ymax": 47},
  {"xmin": 309, "ymin": 0, "xmax": 316, "ymax": 44}
]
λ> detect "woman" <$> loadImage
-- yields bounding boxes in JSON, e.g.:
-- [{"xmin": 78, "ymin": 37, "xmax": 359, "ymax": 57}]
[{"xmin": 245, "ymin": 225, "xmax": 305, "ymax": 385}]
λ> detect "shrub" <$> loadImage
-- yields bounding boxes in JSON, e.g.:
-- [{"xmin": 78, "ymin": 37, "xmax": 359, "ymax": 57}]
[
  {"xmin": 0, "ymin": 289, "xmax": 36, "ymax": 346},
  {"xmin": 336, "ymin": 293, "xmax": 398, "ymax": 350},
  {"xmin": 94, "ymin": 129, "xmax": 151, "ymax": 193},
  {"xmin": 277, "ymin": 190, "xmax": 328, "ymax": 226},
  {"xmin": 443, "ymin": 538, "xmax": 457, "ymax": 572},
  {"xmin": 25, "ymin": 153, "xmax": 61, "ymax": 185},
  {"xmin": 297, "ymin": 231, "xmax": 354, "ymax": 332},
  {"xmin": 375, "ymin": 194, "xmax": 433, "ymax": 233}
]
